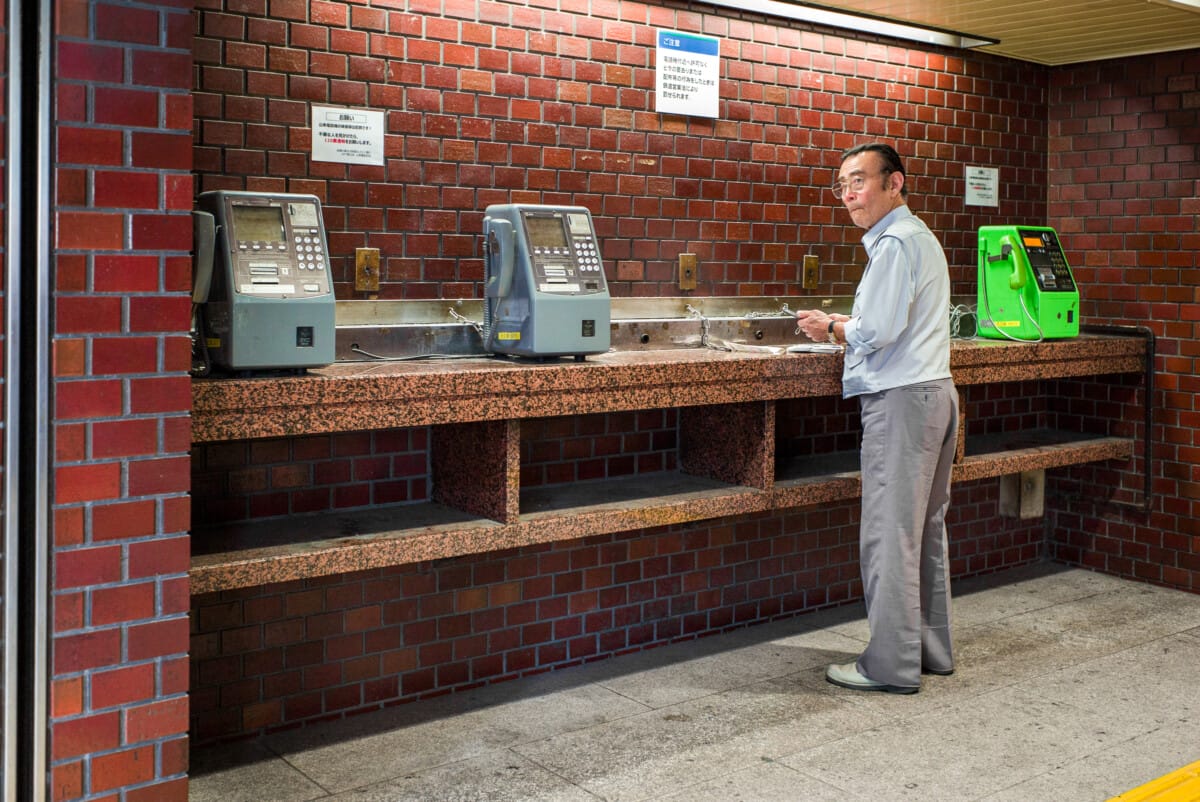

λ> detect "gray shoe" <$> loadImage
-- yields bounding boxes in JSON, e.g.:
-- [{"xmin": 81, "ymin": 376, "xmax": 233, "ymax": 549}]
[{"xmin": 825, "ymin": 662, "xmax": 918, "ymax": 694}]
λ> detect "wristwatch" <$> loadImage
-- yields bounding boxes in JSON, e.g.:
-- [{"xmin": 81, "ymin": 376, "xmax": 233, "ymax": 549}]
[{"xmin": 826, "ymin": 319, "xmax": 837, "ymax": 344}]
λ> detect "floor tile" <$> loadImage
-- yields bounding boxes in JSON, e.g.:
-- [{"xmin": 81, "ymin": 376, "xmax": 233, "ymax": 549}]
[
  {"xmin": 954, "ymin": 562, "xmax": 1133, "ymax": 605},
  {"xmin": 988, "ymin": 581, "xmax": 1200, "ymax": 654},
  {"xmin": 189, "ymin": 741, "xmax": 326, "ymax": 802},
  {"xmin": 263, "ymin": 673, "xmax": 648, "ymax": 792},
  {"xmin": 1017, "ymin": 634, "xmax": 1200, "ymax": 725},
  {"xmin": 978, "ymin": 718, "xmax": 1200, "ymax": 801},
  {"xmin": 323, "ymin": 749, "xmax": 596, "ymax": 802},
  {"xmin": 777, "ymin": 684, "xmax": 1147, "ymax": 801},
  {"xmin": 511, "ymin": 670, "xmax": 889, "ymax": 802},
  {"xmin": 657, "ymin": 758, "xmax": 848, "ymax": 801},
  {"xmin": 577, "ymin": 620, "xmax": 861, "ymax": 709}
]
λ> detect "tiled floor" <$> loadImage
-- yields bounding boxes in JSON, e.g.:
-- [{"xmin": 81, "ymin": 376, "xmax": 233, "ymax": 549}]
[{"xmin": 190, "ymin": 561, "xmax": 1200, "ymax": 801}]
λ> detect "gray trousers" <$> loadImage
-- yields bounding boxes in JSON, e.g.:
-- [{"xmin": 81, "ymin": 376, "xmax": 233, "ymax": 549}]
[{"xmin": 856, "ymin": 378, "xmax": 958, "ymax": 688}]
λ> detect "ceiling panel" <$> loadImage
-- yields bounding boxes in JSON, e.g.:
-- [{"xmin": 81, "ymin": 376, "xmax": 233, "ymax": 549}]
[{"xmin": 805, "ymin": 0, "xmax": 1200, "ymax": 65}]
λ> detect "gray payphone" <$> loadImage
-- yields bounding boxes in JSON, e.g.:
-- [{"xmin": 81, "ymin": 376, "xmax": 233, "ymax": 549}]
[
  {"xmin": 192, "ymin": 191, "xmax": 336, "ymax": 373},
  {"xmin": 482, "ymin": 204, "xmax": 610, "ymax": 360}
]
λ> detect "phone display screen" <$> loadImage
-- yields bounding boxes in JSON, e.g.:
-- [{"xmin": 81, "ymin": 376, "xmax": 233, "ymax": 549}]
[
  {"xmin": 232, "ymin": 204, "xmax": 286, "ymax": 243},
  {"xmin": 524, "ymin": 215, "xmax": 567, "ymax": 249}
]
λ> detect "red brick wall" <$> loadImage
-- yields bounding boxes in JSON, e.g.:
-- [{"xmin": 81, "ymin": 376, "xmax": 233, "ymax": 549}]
[
  {"xmin": 522, "ymin": 411, "xmax": 680, "ymax": 487},
  {"xmin": 192, "ymin": 428, "xmax": 431, "ymax": 525},
  {"xmin": 52, "ymin": 1, "xmax": 194, "ymax": 799},
  {"xmin": 1046, "ymin": 50, "xmax": 1200, "ymax": 593},
  {"xmin": 191, "ymin": 0, "xmax": 1048, "ymax": 300}
]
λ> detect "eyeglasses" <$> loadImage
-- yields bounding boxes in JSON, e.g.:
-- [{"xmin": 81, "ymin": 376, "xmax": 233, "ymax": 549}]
[{"xmin": 831, "ymin": 170, "xmax": 890, "ymax": 200}]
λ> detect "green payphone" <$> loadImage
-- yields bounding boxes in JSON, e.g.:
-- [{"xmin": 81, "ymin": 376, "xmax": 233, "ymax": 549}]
[{"xmin": 977, "ymin": 225, "xmax": 1079, "ymax": 341}]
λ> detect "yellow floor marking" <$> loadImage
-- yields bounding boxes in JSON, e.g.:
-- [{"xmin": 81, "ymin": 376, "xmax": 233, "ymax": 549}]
[{"xmin": 1110, "ymin": 760, "xmax": 1200, "ymax": 802}]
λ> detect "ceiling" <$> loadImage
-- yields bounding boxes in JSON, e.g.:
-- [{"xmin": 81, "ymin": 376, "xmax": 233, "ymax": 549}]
[{"xmin": 806, "ymin": 0, "xmax": 1200, "ymax": 65}]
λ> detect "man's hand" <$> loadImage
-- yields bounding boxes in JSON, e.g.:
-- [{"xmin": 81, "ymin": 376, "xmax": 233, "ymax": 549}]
[{"xmin": 794, "ymin": 310, "xmax": 849, "ymax": 342}]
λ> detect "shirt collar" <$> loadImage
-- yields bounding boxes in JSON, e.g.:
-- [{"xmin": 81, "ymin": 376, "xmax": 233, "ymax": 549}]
[{"xmin": 862, "ymin": 204, "xmax": 912, "ymax": 254}]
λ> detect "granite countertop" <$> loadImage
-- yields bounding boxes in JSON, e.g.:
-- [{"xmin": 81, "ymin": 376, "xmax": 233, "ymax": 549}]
[{"xmin": 191, "ymin": 335, "xmax": 1147, "ymax": 444}]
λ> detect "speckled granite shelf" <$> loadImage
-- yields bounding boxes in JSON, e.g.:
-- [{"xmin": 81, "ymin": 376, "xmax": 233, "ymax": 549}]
[
  {"xmin": 191, "ymin": 335, "xmax": 1146, "ymax": 443},
  {"xmin": 190, "ymin": 335, "xmax": 1147, "ymax": 594},
  {"xmin": 191, "ymin": 429, "xmax": 1133, "ymax": 593}
]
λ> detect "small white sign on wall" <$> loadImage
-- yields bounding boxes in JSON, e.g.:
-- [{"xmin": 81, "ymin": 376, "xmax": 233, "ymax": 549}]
[
  {"xmin": 312, "ymin": 105, "xmax": 385, "ymax": 166},
  {"xmin": 655, "ymin": 30, "xmax": 721, "ymax": 119},
  {"xmin": 965, "ymin": 165, "xmax": 999, "ymax": 207}
]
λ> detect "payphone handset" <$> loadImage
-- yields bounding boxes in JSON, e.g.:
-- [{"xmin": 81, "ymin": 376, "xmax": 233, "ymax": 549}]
[
  {"xmin": 482, "ymin": 204, "xmax": 611, "ymax": 360},
  {"xmin": 977, "ymin": 225, "xmax": 1079, "ymax": 341},
  {"xmin": 192, "ymin": 190, "xmax": 336, "ymax": 373},
  {"xmin": 192, "ymin": 210, "xmax": 215, "ymax": 305},
  {"xmin": 485, "ymin": 217, "xmax": 516, "ymax": 299}
]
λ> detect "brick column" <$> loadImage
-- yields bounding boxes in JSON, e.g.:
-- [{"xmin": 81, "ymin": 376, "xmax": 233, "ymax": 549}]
[
  {"xmin": 1047, "ymin": 50, "xmax": 1200, "ymax": 592},
  {"xmin": 49, "ymin": 1, "xmax": 194, "ymax": 799}
]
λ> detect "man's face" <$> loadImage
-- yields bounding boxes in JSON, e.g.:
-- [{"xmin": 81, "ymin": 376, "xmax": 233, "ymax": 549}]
[{"xmin": 835, "ymin": 151, "xmax": 905, "ymax": 230}]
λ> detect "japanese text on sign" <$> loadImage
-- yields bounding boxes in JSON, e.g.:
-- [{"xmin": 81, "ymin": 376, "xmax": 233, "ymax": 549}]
[
  {"xmin": 312, "ymin": 105, "xmax": 384, "ymax": 166},
  {"xmin": 655, "ymin": 30, "xmax": 720, "ymax": 119},
  {"xmin": 964, "ymin": 165, "xmax": 999, "ymax": 207}
]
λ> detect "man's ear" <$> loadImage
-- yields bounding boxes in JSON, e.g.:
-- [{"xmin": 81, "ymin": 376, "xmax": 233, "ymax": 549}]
[{"xmin": 890, "ymin": 171, "xmax": 905, "ymax": 195}]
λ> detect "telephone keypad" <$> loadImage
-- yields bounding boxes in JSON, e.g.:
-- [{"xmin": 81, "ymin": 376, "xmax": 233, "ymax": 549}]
[
  {"xmin": 1018, "ymin": 229, "xmax": 1076, "ymax": 293},
  {"xmin": 292, "ymin": 230, "xmax": 327, "ymax": 271},
  {"xmin": 573, "ymin": 237, "xmax": 601, "ymax": 273}
]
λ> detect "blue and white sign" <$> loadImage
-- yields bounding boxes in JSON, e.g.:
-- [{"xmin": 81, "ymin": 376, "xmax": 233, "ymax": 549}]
[{"xmin": 655, "ymin": 30, "xmax": 720, "ymax": 119}]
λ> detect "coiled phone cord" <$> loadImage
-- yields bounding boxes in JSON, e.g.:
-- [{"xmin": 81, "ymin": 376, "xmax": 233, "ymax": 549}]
[{"xmin": 978, "ymin": 276, "xmax": 1045, "ymax": 343}]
